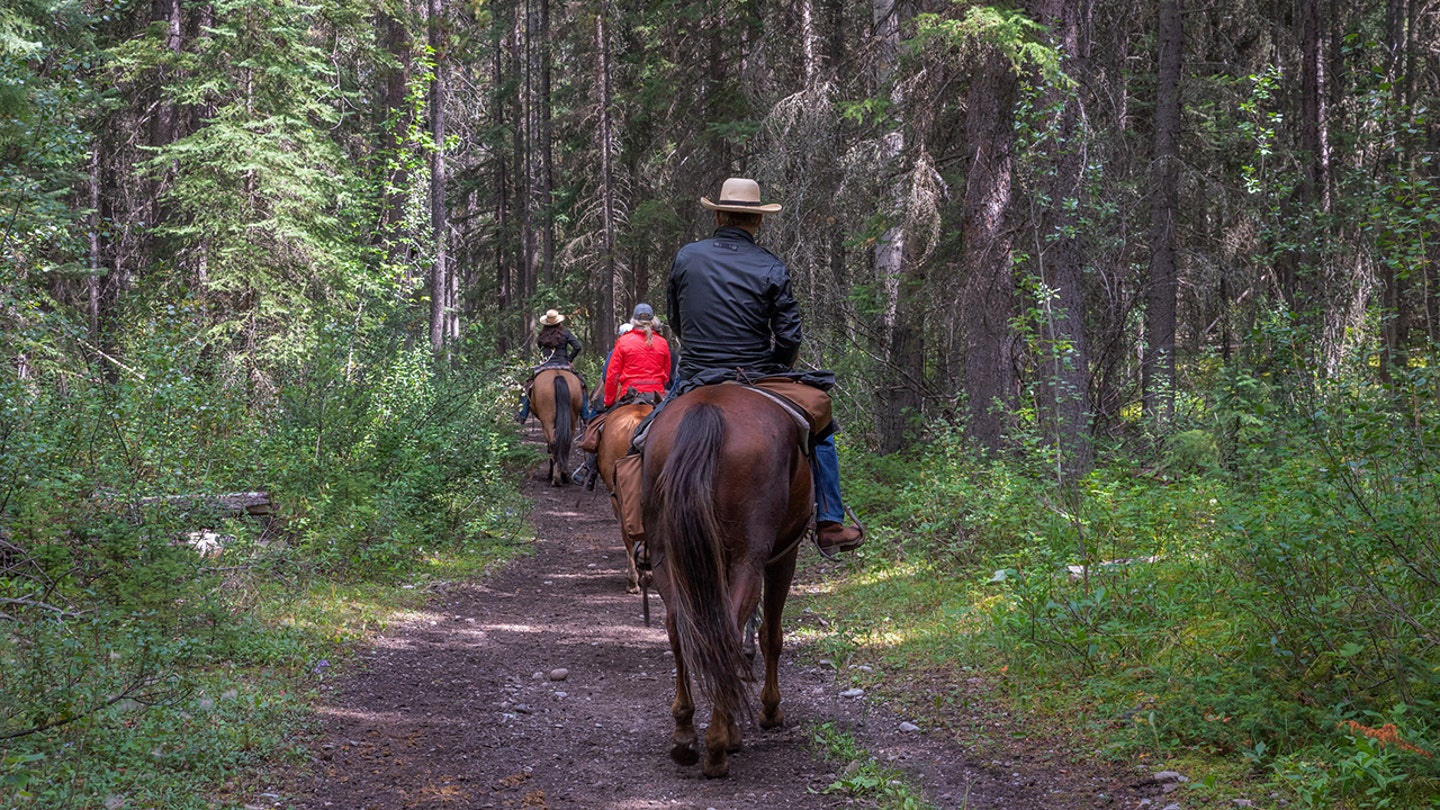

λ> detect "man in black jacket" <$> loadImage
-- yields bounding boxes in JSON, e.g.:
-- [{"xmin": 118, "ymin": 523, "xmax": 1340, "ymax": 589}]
[{"xmin": 666, "ymin": 177, "xmax": 863, "ymax": 556}]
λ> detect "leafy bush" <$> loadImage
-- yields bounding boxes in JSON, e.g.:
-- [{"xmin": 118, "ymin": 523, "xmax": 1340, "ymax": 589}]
[
  {"xmin": 0, "ymin": 283, "xmax": 530, "ymax": 802},
  {"xmin": 862, "ymin": 362, "xmax": 1440, "ymax": 805}
]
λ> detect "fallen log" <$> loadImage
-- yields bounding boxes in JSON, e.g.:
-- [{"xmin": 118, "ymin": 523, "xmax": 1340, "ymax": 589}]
[
  {"xmin": 140, "ymin": 491, "xmax": 274, "ymax": 516},
  {"xmin": 98, "ymin": 490, "xmax": 276, "ymax": 518}
]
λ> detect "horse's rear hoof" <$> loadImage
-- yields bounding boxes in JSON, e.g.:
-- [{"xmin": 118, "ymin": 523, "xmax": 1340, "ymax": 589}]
[
  {"xmin": 760, "ymin": 708, "xmax": 785, "ymax": 730},
  {"xmin": 701, "ymin": 759, "xmax": 730, "ymax": 779},
  {"xmin": 670, "ymin": 744, "xmax": 698, "ymax": 766}
]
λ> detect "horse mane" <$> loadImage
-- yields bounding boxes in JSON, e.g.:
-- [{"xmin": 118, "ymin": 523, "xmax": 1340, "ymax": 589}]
[{"xmin": 652, "ymin": 403, "xmax": 752, "ymax": 723}]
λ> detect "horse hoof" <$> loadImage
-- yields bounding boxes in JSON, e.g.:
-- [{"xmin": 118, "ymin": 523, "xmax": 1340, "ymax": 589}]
[
  {"xmin": 670, "ymin": 744, "xmax": 698, "ymax": 766},
  {"xmin": 760, "ymin": 709, "xmax": 785, "ymax": 730},
  {"xmin": 701, "ymin": 760, "xmax": 730, "ymax": 779},
  {"xmin": 627, "ymin": 584, "xmax": 640, "ymax": 595}
]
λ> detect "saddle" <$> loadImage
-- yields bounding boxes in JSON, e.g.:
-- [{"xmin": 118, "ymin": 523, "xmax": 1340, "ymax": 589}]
[
  {"xmin": 614, "ymin": 374, "xmax": 835, "ymax": 576},
  {"xmin": 580, "ymin": 389, "xmax": 660, "ymax": 453},
  {"xmin": 631, "ymin": 370, "xmax": 835, "ymax": 453},
  {"xmin": 525, "ymin": 362, "xmax": 589, "ymax": 407}
]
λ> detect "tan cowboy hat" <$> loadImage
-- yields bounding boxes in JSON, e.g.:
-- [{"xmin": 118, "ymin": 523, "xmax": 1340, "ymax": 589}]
[
  {"xmin": 539, "ymin": 309, "xmax": 565, "ymax": 326},
  {"xmin": 700, "ymin": 177, "xmax": 782, "ymax": 214}
]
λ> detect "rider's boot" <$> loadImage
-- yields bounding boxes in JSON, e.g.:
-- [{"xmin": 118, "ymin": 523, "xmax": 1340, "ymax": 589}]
[
  {"xmin": 812, "ymin": 435, "xmax": 864, "ymax": 558},
  {"xmin": 573, "ymin": 452, "xmax": 600, "ymax": 491}
]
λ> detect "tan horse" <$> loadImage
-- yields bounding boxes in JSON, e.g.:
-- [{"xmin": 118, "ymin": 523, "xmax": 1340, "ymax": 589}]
[
  {"xmin": 530, "ymin": 368, "xmax": 583, "ymax": 487},
  {"xmin": 594, "ymin": 402, "xmax": 653, "ymax": 593},
  {"xmin": 641, "ymin": 384, "xmax": 812, "ymax": 778}
]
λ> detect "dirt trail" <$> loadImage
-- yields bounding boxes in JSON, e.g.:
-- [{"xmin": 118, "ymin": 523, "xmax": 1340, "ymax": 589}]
[{"xmin": 278, "ymin": 431, "xmax": 1171, "ymax": 809}]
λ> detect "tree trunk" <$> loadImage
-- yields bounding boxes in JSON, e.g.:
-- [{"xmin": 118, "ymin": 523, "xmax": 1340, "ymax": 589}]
[
  {"xmin": 538, "ymin": 0, "xmax": 555, "ymax": 286},
  {"xmin": 150, "ymin": 0, "xmax": 181, "ymax": 150},
  {"xmin": 960, "ymin": 50, "xmax": 1019, "ymax": 453},
  {"xmin": 380, "ymin": 7, "xmax": 413, "ymax": 268},
  {"xmin": 800, "ymin": 0, "xmax": 820, "ymax": 84},
  {"xmin": 872, "ymin": 0, "xmax": 917, "ymax": 454},
  {"xmin": 1299, "ymin": 0, "xmax": 1329, "ymax": 216},
  {"xmin": 1380, "ymin": 0, "xmax": 1409, "ymax": 376},
  {"xmin": 428, "ymin": 0, "xmax": 453, "ymax": 354},
  {"xmin": 1036, "ymin": 0, "xmax": 1094, "ymax": 478},
  {"xmin": 1143, "ymin": 0, "xmax": 1181, "ymax": 427},
  {"xmin": 513, "ymin": 4, "xmax": 535, "ymax": 343},
  {"xmin": 493, "ymin": 20, "xmax": 513, "ymax": 353},
  {"xmin": 596, "ymin": 5, "xmax": 617, "ymax": 343},
  {"xmin": 148, "ymin": 0, "xmax": 182, "ymax": 260},
  {"xmin": 88, "ymin": 147, "xmax": 101, "ymax": 343}
]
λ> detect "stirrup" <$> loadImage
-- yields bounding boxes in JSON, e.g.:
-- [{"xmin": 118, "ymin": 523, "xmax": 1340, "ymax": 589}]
[
  {"xmin": 814, "ymin": 506, "xmax": 865, "ymax": 561},
  {"xmin": 631, "ymin": 538, "xmax": 651, "ymax": 573}
]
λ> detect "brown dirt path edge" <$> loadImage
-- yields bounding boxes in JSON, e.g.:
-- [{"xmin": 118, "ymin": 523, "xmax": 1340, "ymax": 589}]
[{"xmin": 278, "ymin": 435, "xmax": 1172, "ymax": 810}]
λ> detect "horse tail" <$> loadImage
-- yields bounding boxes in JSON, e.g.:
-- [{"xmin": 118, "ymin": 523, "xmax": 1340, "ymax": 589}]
[
  {"xmin": 653, "ymin": 403, "xmax": 750, "ymax": 722},
  {"xmin": 552, "ymin": 374, "xmax": 573, "ymax": 467}
]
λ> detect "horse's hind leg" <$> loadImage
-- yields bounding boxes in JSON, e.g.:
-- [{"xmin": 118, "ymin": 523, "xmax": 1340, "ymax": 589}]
[
  {"xmin": 702, "ymin": 706, "xmax": 734, "ymax": 778},
  {"xmin": 759, "ymin": 557, "xmax": 796, "ymax": 730},
  {"xmin": 668, "ymin": 624, "xmax": 698, "ymax": 766}
]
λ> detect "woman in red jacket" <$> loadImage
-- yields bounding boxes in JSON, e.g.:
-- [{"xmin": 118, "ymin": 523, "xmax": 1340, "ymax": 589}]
[{"xmin": 603, "ymin": 303, "xmax": 672, "ymax": 408}]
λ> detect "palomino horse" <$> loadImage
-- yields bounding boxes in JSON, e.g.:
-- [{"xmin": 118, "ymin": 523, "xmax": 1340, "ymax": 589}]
[
  {"xmin": 530, "ymin": 367, "xmax": 584, "ymax": 486},
  {"xmin": 641, "ymin": 384, "xmax": 812, "ymax": 778},
  {"xmin": 595, "ymin": 401, "xmax": 653, "ymax": 593}
]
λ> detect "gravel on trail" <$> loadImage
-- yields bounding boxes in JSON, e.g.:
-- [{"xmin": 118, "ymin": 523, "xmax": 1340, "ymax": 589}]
[{"xmin": 276, "ymin": 432, "xmax": 1173, "ymax": 809}]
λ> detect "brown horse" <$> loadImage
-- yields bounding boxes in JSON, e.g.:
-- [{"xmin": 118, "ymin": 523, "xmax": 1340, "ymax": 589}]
[
  {"xmin": 530, "ymin": 368, "xmax": 583, "ymax": 487},
  {"xmin": 595, "ymin": 401, "xmax": 653, "ymax": 593},
  {"xmin": 641, "ymin": 384, "xmax": 812, "ymax": 778}
]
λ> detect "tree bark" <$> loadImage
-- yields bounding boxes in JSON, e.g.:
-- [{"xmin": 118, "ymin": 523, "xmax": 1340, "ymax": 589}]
[
  {"xmin": 428, "ymin": 0, "xmax": 453, "ymax": 353},
  {"xmin": 492, "ymin": 18, "xmax": 513, "ymax": 353},
  {"xmin": 148, "ymin": 0, "xmax": 182, "ymax": 260},
  {"xmin": 88, "ymin": 147, "xmax": 101, "ymax": 343},
  {"xmin": 872, "ymin": 0, "xmax": 918, "ymax": 454},
  {"xmin": 1144, "ymin": 0, "xmax": 1181, "ymax": 427},
  {"xmin": 380, "ymin": 6, "xmax": 414, "ymax": 267},
  {"xmin": 596, "ymin": 5, "xmax": 618, "ymax": 343},
  {"xmin": 510, "ymin": 3, "xmax": 535, "ymax": 345},
  {"xmin": 960, "ymin": 50, "xmax": 1019, "ymax": 453},
  {"xmin": 1036, "ymin": 0, "xmax": 1094, "ymax": 478},
  {"xmin": 537, "ymin": 0, "xmax": 555, "ymax": 286},
  {"xmin": 1298, "ymin": 0, "xmax": 1329, "ymax": 216}
]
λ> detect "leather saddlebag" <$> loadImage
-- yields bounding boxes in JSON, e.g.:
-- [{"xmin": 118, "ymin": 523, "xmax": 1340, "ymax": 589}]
[
  {"xmin": 612, "ymin": 453, "xmax": 646, "ymax": 546},
  {"xmin": 753, "ymin": 376, "xmax": 834, "ymax": 436}
]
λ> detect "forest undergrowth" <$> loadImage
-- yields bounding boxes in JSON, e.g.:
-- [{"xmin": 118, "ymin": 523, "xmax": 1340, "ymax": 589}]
[
  {"xmin": 805, "ymin": 363, "xmax": 1440, "ymax": 810},
  {"xmin": 0, "ymin": 285, "xmax": 537, "ymax": 807}
]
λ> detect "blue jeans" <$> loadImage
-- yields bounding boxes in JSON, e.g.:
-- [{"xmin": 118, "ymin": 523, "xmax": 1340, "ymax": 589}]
[{"xmin": 812, "ymin": 433, "xmax": 845, "ymax": 524}]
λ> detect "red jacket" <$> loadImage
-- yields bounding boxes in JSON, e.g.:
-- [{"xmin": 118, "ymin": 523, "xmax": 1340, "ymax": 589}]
[{"xmin": 604, "ymin": 329, "xmax": 672, "ymax": 406}]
